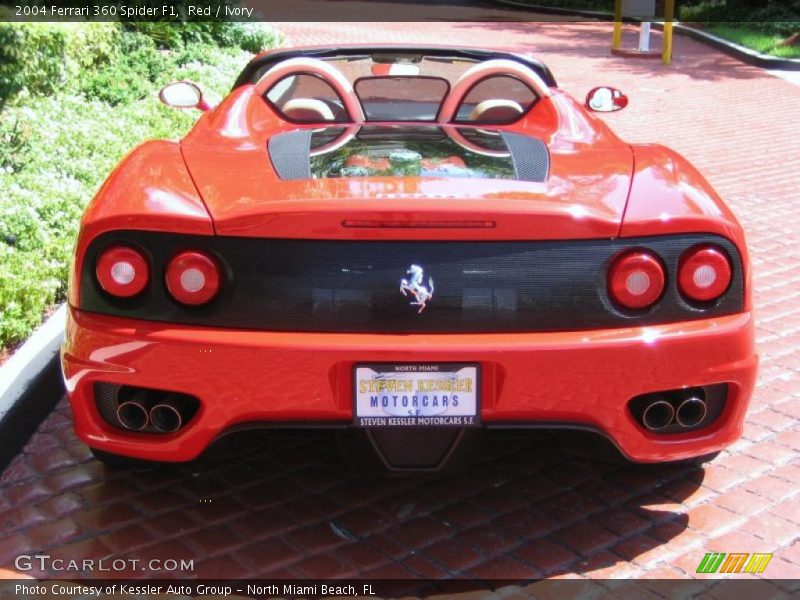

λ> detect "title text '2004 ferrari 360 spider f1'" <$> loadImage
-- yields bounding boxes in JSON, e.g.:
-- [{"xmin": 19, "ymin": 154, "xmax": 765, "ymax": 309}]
[{"xmin": 61, "ymin": 45, "xmax": 757, "ymax": 471}]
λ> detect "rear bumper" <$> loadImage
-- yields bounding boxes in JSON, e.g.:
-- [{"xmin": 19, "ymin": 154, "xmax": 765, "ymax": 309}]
[{"xmin": 62, "ymin": 306, "xmax": 757, "ymax": 463}]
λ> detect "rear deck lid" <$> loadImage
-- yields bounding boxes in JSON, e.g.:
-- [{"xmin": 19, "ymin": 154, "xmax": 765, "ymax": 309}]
[{"xmin": 181, "ymin": 124, "xmax": 633, "ymax": 240}]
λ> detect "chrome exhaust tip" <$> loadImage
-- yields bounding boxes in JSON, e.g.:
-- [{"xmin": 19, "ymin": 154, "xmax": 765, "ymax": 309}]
[
  {"xmin": 642, "ymin": 400, "xmax": 675, "ymax": 431},
  {"xmin": 149, "ymin": 404, "xmax": 183, "ymax": 433},
  {"xmin": 116, "ymin": 401, "xmax": 149, "ymax": 431},
  {"xmin": 676, "ymin": 396, "xmax": 707, "ymax": 428}
]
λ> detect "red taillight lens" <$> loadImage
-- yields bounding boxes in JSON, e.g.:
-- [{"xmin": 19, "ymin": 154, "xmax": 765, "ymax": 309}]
[
  {"xmin": 608, "ymin": 251, "xmax": 666, "ymax": 309},
  {"xmin": 165, "ymin": 251, "xmax": 221, "ymax": 305},
  {"xmin": 95, "ymin": 246, "xmax": 149, "ymax": 297},
  {"xmin": 678, "ymin": 245, "xmax": 732, "ymax": 302}
]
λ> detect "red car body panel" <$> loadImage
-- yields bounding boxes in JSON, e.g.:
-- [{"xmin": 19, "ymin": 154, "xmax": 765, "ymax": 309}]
[
  {"xmin": 62, "ymin": 45, "xmax": 757, "ymax": 466},
  {"xmin": 623, "ymin": 144, "xmax": 752, "ymax": 311},
  {"xmin": 68, "ymin": 141, "xmax": 214, "ymax": 307},
  {"xmin": 62, "ymin": 308, "xmax": 755, "ymax": 463},
  {"xmin": 179, "ymin": 86, "xmax": 632, "ymax": 241},
  {"xmin": 180, "ymin": 135, "xmax": 634, "ymax": 241}
]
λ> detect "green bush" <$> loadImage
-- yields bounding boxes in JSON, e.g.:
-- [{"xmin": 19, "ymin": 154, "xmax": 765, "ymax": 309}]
[
  {"xmin": 78, "ymin": 33, "xmax": 171, "ymax": 105},
  {"xmin": 0, "ymin": 22, "xmax": 283, "ymax": 350},
  {"xmin": 680, "ymin": 1, "xmax": 800, "ymax": 37},
  {"xmin": 0, "ymin": 22, "xmax": 120, "ymax": 106},
  {"xmin": 126, "ymin": 21, "xmax": 221, "ymax": 48},
  {"xmin": 0, "ymin": 244, "xmax": 62, "ymax": 345},
  {"xmin": 124, "ymin": 20, "xmax": 281, "ymax": 52},
  {"xmin": 0, "ymin": 21, "xmax": 282, "ymax": 107},
  {"xmin": 0, "ymin": 114, "xmax": 30, "ymax": 173},
  {"xmin": 230, "ymin": 23, "xmax": 281, "ymax": 53},
  {"xmin": 0, "ymin": 23, "xmax": 68, "ymax": 105}
]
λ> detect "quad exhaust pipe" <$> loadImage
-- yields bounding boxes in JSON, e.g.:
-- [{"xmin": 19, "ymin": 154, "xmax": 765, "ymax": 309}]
[
  {"xmin": 640, "ymin": 394, "xmax": 708, "ymax": 431},
  {"xmin": 115, "ymin": 393, "xmax": 185, "ymax": 433},
  {"xmin": 149, "ymin": 403, "xmax": 183, "ymax": 433},
  {"xmin": 676, "ymin": 396, "xmax": 707, "ymax": 428},
  {"xmin": 116, "ymin": 401, "xmax": 149, "ymax": 431},
  {"xmin": 642, "ymin": 400, "xmax": 675, "ymax": 431}
]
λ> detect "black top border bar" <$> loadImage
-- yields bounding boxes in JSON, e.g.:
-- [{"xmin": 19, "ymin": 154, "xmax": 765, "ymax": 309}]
[{"xmin": 2, "ymin": 0, "xmax": 798, "ymax": 23}]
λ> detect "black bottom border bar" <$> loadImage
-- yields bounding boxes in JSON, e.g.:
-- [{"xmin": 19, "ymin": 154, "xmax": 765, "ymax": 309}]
[{"xmin": 1, "ymin": 579, "xmax": 796, "ymax": 599}]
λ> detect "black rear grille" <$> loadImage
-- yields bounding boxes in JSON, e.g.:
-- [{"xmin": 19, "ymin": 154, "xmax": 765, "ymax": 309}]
[
  {"xmin": 79, "ymin": 232, "xmax": 744, "ymax": 333},
  {"xmin": 367, "ymin": 428, "xmax": 462, "ymax": 469}
]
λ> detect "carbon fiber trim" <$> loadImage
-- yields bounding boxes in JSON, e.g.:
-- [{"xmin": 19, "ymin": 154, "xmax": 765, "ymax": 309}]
[
  {"xmin": 367, "ymin": 428, "xmax": 462, "ymax": 469},
  {"xmin": 268, "ymin": 129, "xmax": 313, "ymax": 180},
  {"xmin": 500, "ymin": 132, "xmax": 549, "ymax": 182},
  {"xmin": 79, "ymin": 232, "xmax": 745, "ymax": 333}
]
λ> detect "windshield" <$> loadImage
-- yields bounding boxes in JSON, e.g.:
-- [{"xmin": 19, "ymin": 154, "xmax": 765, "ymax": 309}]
[{"xmin": 354, "ymin": 76, "xmax": 449, "ymax": 121}]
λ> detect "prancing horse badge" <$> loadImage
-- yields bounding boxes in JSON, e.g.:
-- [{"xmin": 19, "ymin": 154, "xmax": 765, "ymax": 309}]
[{"xmin": 400, "ymin": 264, "xmax": 434, "ymax": 313}]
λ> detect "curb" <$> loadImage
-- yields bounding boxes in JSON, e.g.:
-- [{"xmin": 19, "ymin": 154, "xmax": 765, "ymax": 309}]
[
  {"xmin": 487, "ymin": 0, "xmax": 800, "ymax": 71},
  {"xmin": 0, "ymin": 304, "xmax": 66, "ymax": 473},
  {"xmin": 673, "ymin": 24, "xmax": 800, "ymax": 71}
]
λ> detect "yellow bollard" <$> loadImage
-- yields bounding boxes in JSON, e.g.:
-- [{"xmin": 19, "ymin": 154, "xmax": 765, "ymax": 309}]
[
  {"xmin": 662, "ymin": 0, "xmax": 675, "ymax": 64},
  {"xmin": 613, "ymin": 0, "xmax": 623, "ymax": 49}
]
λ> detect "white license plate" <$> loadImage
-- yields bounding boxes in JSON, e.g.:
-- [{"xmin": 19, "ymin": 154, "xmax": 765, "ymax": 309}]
[{"xmin": 354, "ymin": 363, "xmax": 479, "ymax": 427}]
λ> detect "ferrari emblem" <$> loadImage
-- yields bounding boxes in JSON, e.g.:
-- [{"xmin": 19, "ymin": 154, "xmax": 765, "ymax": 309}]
[{"xmin": 400, "ymin": 264, "xmax": 434, "ymax": 313}]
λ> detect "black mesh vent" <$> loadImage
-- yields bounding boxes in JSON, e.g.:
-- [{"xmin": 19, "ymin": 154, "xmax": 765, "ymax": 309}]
[
  {"xmin": 95, "ymin": 382, "xmax": 123, "ymax": 427},
  {"xmin": 367, "ymin": 427, "xmax": 461, "ymax": 469},
  {"xmin": 80, "ymin": 232, "xmax": 745, "ymax": 334},
  {"xmin": 500, "ymin": 131, "xmax": 549, "ymax": 182},
  {"xmin": 268, "ymin": 129, "xmax": 312, "ymax": 180}
]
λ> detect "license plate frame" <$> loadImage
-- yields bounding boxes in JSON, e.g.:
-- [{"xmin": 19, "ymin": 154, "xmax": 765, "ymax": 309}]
[{"xmin": 353, "ymin": 363, "xmax": 480, "ymax": 427}]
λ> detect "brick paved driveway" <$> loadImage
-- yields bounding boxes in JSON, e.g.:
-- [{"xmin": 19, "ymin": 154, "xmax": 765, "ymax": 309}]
[{"xmin": 2, "ymin": 21, "xmax": 799, "ymax": 587}]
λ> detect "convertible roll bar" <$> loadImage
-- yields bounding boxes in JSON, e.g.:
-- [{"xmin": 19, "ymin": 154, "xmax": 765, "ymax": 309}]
[
  {"xmin": 254, "ymin": 57, "xmax": 366, "ymax": 123},
  {"xmin": 437, "ymin": 59, "xmax": 552, "ymax": 124},
  {"xmin": 236, "ymin": 45, "xmax": 557, "ymax": 90}
]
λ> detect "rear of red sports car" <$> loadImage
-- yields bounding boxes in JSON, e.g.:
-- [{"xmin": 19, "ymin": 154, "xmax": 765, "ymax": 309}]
[{"xmin": 61, "ymin": 46, "xmax": 757, "ymax": 471}]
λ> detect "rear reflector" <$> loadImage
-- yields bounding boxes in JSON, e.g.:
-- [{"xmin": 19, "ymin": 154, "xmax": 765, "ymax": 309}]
[
  {"xmin": 95, "ymin": 246, "xmax": 149, "ymax": 297},
  {"xmin": 608, "ymin": 251, "xmax": 665, "ymax": 309},
  {"xmin": 679, "ymin": 245, "xmax": 732, "ymax": 302},
  {"xmin": 165, "ymin": 251, "xmax": 221, "ymax": 305}
]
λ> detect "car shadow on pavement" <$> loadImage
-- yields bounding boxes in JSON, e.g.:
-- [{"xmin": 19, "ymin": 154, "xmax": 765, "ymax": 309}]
[{"xmin": 0, "ymin": 409, "xmax": 703, "ymax": 584}]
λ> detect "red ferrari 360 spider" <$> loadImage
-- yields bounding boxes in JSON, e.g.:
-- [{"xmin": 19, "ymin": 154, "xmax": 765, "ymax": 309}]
[{"xmin": 61, "ymin": 45, "xmax": 757, "ymax": 470}]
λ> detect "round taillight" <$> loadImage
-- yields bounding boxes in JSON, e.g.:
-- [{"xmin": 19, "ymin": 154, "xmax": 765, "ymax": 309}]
[
  {"xmin": 165, "ymin": 251, "xmax": 221, "ymax": 305},
  {"xmin": 608, "ymin": 251, "xmax": 666, "ymax": 309},
  {"xmin": 95, "ymin": 246, "xmax": 149, "ymax": 297},
  {"xmin": 678, "ymin": 245, "xmax": 732, "ymax": 302}
]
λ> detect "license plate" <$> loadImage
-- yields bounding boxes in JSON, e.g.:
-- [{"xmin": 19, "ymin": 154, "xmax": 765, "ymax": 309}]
[{"xmin": 354, "ymin": 363, "xmax": 479, "ymax": 427}]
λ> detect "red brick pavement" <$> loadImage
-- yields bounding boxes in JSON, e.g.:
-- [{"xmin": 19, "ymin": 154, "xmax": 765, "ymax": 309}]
[{"xmin": 1, "ymin": 21, "xmax": 799, "ymax": 588}]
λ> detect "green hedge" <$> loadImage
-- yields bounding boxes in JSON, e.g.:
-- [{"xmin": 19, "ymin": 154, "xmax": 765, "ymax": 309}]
[
  {"xmin": 0, "ymin": 23, "xmax": 120, "ymax": 107},
  {"xmin": 679, "ymin": 1, "xmax": 800, "ymax": 37},
  {"xmin": 0, "ymin": 22, "xmax": 282, "ymax": 350},
  {"xmin": 0, "ymin": 21, "xmax": 280, "ymax": 107}
]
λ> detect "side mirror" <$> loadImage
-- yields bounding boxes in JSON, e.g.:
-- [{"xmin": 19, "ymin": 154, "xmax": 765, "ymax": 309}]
[
  {"xmin": 158, "ymin": 81, "xmax": 210, "ymax": 111},
  {"xmin": 585, "ymin": 87, "xmax": 628, "ymax": 112}
]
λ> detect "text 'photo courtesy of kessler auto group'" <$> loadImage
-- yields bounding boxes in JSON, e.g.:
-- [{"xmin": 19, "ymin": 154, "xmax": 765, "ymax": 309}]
[{"xmin": 1, "ymin": 0, "xmax": 799, "ymax": 598}]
